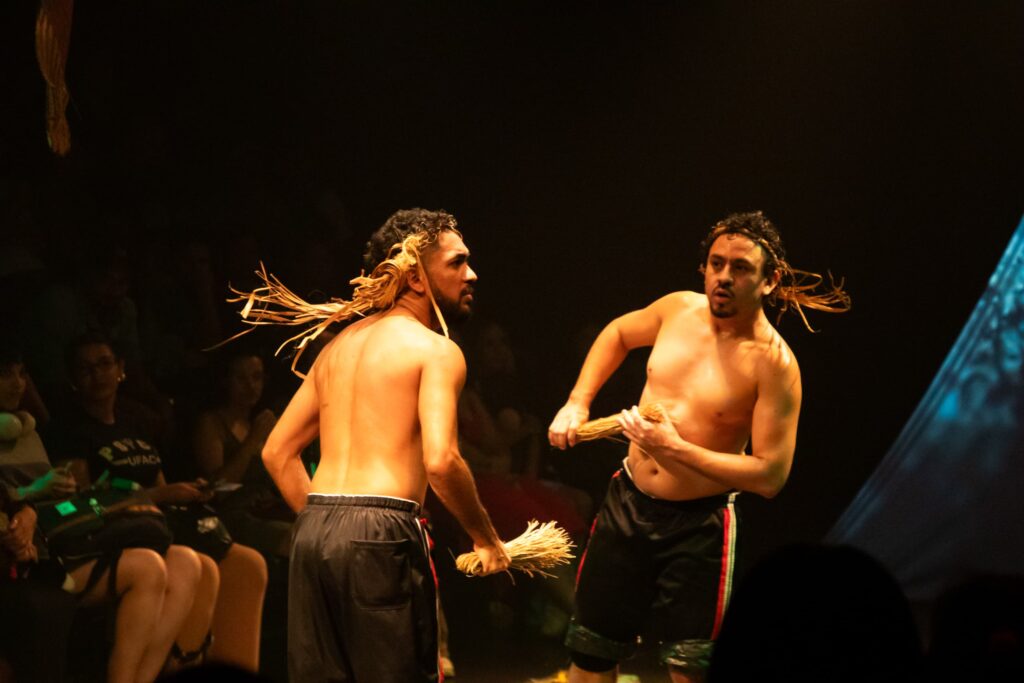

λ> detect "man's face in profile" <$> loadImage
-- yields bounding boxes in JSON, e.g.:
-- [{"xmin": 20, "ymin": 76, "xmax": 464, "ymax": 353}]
[{"xmin": 424, "ymin": 230, "xmax": 477, "ymax": 323}]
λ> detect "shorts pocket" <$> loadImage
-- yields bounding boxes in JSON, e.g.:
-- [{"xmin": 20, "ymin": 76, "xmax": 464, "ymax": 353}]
[{"xmin": 349, "ymin": 539, "xmax": 413, "ymax": 610}]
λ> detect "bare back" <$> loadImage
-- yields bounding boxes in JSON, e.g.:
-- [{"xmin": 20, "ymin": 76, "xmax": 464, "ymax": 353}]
[
  {"xmin": 630, "ymin": 291, "xmax": 799, "ymax": 499},
  {"xmin": 308, "ymin": 313, "xmax": 450, "ymax": 503}
]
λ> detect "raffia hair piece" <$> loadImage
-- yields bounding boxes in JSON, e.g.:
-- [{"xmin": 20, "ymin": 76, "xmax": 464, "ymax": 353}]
[
  {"xmin": 708, "ymin": 225, "xmax": 852, "ymax": 332},
  {"xmin": 455, "ymin": 520, "xmax": 575, "ymax": 579},
  {"xmin": 575, "ymin": 403, "xmax": 666, "ymax": 443},
  {"xmin": 214, "ymin": 231, "xmax": 449, "ymax": 377},
  {"xmin": 769, "ymin": 261, "xmax": 851, "ymax": 332}
]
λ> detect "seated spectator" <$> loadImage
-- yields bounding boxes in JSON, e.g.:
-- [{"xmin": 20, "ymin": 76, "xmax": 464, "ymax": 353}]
[
  {"xmin": 192, "ymin": 347, "xmax": 293, "ymax": 558},
  {"xmin": 21, "ymin": 242, "xmax": 171, "ymax": 431},
  {"xmin": 1, "ymin": 341, "xmax": 207, "ymax": 683},
  {"xmin": 451, "ymin": 320, "xmax": 589, "ymax": 636},
  {"xmin": 458, "ymin": 320, "xmax": 589, "ymax": 540},
  {"xmin": 0, "ymin": 482, "xmax": 78, "ymax": 683},
  {"xmin": 708, "ymin": 543, "xmax": 923, "ymax": 683},
  {"xmin": 136, "ymin": 238, "xmax": 225, "ymax": 397},
  {"xmin": 45, "ymin": 333, "xmax": 268, "ymax": 672}
]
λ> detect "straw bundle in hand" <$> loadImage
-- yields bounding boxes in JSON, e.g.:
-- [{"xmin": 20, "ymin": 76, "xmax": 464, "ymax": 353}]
[
  {"xmin": 574, "ymin": 403, "xmax": 666, "ymax": 443},
  {"xmin": 455, "ymin": 520, "xmax": 575, "ymax": 578}
]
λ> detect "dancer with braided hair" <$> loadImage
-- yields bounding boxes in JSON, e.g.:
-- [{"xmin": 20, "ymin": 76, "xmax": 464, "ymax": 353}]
[
  {"xmin": 237, "ymin": 209, "xmax": 510, "ymax": 682},
  {"xmin": 547, "ymin": 211, "xmax": 850, "ymax": 683}
]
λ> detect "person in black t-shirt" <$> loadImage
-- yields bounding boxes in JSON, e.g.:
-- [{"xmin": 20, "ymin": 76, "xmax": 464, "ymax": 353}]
[{"xmin": 49, "ymin": 332, "xmax": 268, "ymax": 671}]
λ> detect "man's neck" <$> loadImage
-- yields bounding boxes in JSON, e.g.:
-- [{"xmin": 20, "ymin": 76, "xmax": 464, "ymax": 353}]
[
  {"xmin": 389, "ymin": 293, "xmax": 439, "ymax": 332},
  {"xmin": 708, "ymin": 308, "xmax": 767, "ymax": 339}
]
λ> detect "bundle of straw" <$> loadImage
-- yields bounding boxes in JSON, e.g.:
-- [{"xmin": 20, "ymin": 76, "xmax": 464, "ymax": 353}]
[
  {"xmin": 455, "ymin": 520, "xmax": 575, "ymax": 579},
  {"xmin": 574, "ymin": 403, "xmax": 666, "ymax": 443}
]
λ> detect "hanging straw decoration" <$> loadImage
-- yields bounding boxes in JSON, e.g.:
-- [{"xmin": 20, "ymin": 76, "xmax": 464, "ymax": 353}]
[
  {"xmin": 574, "ymin": 403, "xmax": 666, "ymax": 443},
  {"xmin": 35, "ymin": 0, "xmax": 75, "ymax": 155},
  {"xmin": 455, "ymin": 520, "xmax": 575, "ymax": 579},
  {"xmin": 213, "ymin": 232, "xmax": 450, "ymax": 377}
]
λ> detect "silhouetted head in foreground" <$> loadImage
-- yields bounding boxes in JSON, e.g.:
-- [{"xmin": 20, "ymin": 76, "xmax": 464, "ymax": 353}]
[{"xmin": 708, "ymin": 543, "xmax": 922, "ymax": 683}]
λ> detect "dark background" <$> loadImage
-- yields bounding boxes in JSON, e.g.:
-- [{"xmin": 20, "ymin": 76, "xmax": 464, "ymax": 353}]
[{"xmin": 3, "ymin": 0, "xmax": 1023, "ymax": 568}]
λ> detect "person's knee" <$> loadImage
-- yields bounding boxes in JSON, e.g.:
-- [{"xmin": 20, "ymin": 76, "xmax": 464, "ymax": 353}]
[
  {"xmin": 570, "ymin": 651, "xmax": 618, "ymax": 673},
  {"xmin": 224, "ymin": 544, "xmax": 268, "ymax": 591},
  {"xmin": 197, "ymin": 552, "xmax": 221, "ymax": 595},
  {"xmin": 166, "ymin": 545, "xmax": 203, "ymax": 588},
  {"xmin": 118, "ymin": 547, "xmax": 168, "ymax": 595}
]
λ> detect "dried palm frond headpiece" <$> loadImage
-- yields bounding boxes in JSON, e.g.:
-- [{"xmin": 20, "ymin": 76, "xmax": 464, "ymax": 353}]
[
  {"xmin": 701, "ymin": 212, "xmax": 852, "ymax": 331},
  {"xmin": 217, "ymin": 215, "xmax": 461, "ymax": 376}
]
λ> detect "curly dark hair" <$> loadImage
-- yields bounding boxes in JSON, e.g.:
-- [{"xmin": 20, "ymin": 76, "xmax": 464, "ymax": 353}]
[
  {"xmin": 699, "ymin": 211, "xmax": 851, "ymax": 328},
  {"xmin": 362, "ymin": 208, "xmax": 460, "ymax": 271},
  {"xmin": 699, "ymin": 211, "xmax": 786, "ymax": 279}
]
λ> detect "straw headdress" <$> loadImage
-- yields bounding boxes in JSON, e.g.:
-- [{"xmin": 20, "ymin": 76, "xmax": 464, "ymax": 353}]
[
  {"xmin": 704, "ymin": 217, "xmax": 851, "ymax": 332},
  {"xmin": 216, "ymin": 230, "xmax": 452, "ymax": 376}
]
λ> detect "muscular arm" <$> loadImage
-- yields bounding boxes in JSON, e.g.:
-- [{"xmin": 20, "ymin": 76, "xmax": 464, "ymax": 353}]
[
  {"xmin": 262, "ymin": 375, "xmax": 320, "ymax": 513},
  {"xmin": 550, "ymin": 293, "xmax": 680, "ymax": 448},
  {"xmin": 621, "ymin": 356, "xmax": 802, "ymax": 498},
  {"xmin": 420, "ymin": 341, "xmax": 504, "ymax": 553}
]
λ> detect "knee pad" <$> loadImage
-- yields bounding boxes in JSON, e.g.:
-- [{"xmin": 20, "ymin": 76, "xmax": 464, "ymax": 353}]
[{"xmin": 570, "ymin": 650, "xmax": 618, "ymax": 673}]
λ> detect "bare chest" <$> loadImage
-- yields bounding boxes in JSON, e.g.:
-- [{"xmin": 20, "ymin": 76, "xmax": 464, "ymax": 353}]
[{"xmin": 645, "ymin": 321, "xmax": 760, "ymax": 427}]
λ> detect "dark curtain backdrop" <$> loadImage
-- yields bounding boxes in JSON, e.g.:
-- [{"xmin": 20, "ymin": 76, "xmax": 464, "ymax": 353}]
[{"xmin": 3, "ymin": 0, "xmax": 1023, "ymax": 574}]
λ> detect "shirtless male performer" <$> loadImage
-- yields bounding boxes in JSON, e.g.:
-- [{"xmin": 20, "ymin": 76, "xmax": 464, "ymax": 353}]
[
  {"xmin": 548, "ymin": 211, "xmax": 849, "ymax": 683},
  {"xmin": 258, "ymin": 209, "xmax": 510, "ymax": 683}
]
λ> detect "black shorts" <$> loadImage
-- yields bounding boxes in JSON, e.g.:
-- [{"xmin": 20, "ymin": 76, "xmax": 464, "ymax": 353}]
[
  {"xmin": 565, "ymin": 468, "xmax": 739, "ymax": 673},
  {"xmin": 288, "ymin": 494, "xmax": 439, "ymax": 683}
]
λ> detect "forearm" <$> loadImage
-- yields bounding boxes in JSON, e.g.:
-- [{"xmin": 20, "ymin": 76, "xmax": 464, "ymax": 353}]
[
  {"xmin": 13, "ymin": 483, "xmax": 33, "ymax": 502},
  {"xmin": 427, "ymin": 454, "xmax": 502, "ymax": 548},
  {"xmin": 262, "ymin": 448, "xmax": 311, "ymax": 513},
  {"xmin": 652, "ymin": 438, "xmax": 789, "ymax": 499}
]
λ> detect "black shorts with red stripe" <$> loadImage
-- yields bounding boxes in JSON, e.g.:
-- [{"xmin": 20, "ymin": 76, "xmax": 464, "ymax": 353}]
[
  {"xmin": 288, "ymin": 494, "xmax": 440, "ymax": 683},
  {"xmin": 565, "ymin": 467, "xmax": 739, "ymax": 674}
]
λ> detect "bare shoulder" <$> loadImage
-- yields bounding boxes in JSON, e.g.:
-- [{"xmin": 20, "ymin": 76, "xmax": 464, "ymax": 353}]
[
  {"xmin": 653, "ymin": 290, "xmax": 706, "ymax": 324},
  {"xmin": 755, "ymin": 324, "xmax": 801, "ymax": 387},
  {"xmin": 423, "ymin": 333, "xmax": 467, "ymax": 373},
  {"xmin": 652, "ymin": 290, "xmax": 702, "ymax": 315},
  {"xmin": 374, "ymin": 317, "xmax": 466, "ymax": 373}
]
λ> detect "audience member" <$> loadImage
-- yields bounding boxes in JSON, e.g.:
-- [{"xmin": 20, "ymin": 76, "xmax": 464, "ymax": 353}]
[
  {"xmin": 192, "ymin": 347, "xmax": 293, "ymax": 558},
  {"xmin": 45, "ymin": 333, "xmax": 268, "ymax": 672},
  {"xmin": 450, "ymin": 319, "xmax": 588, "ymax": 637},
  {"xmin": 458, "ymin": 319, "xmax": 589, "ymax": 541},
  {"xmin": 21, "ymin": 242, "xmax": 171, "ymax": 428},
  {"xmin": 136, "ymin": 238, "xmax": 225, "ymax": 396},
  {"xmin": 1, "ymin": 342, "xmax": 207, "ymax": 683},
  {"xmin": 0, "ymin": 481, "xmax": 78, "ymax": 683},
  {"xmin": 707, "ymin": 543, "xmax": 923, "ymax": 683}
]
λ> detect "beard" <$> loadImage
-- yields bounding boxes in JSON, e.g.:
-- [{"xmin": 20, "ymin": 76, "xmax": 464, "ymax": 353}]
[
  {"xmin": 432, "ymin": 285, "xmax": 474, "ymax": 325},
  {"xmin": 709, "ymin": 289, "xmax": 737, "ymax": 318},
  {"xmin": 709, "ymin": 303, "xmax": 737, "ymax": 318}
]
